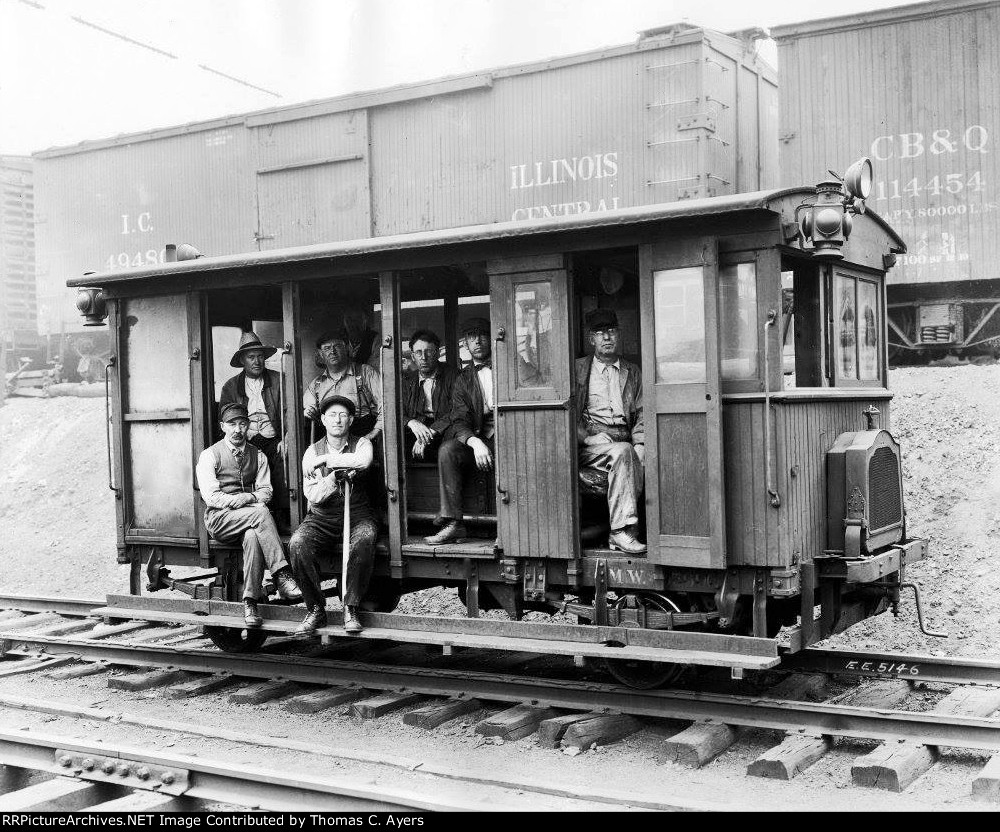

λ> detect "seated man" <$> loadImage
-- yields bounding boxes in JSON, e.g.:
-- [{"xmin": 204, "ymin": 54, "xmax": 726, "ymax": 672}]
[
  {"xmin": 290, "ymin": 394, "xmax": 379, "ymax": 636},
  {"xmin": 195, "ymin": 402, "xmax": 302, "ymax": 628},
  {"xmin": 575, "ymin": 309, "xmax": 647, "ymax": 554},
  {"xmin": 424, "ymin": 318, "xmax": 495, "ymax": 545},
  {"xmin": 401, "ymin": 328, "xmax": 458, "ymax": 460},
  {"xmin": 219, "ymin": 331, "xmax": 287, "ymax": 516},
  {"xmin": 303, "ymin": 329, "xmax": 383, "ymax": 442}
]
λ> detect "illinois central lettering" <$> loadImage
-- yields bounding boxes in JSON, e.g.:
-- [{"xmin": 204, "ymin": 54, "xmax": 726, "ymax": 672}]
[{"xmin": 510, "ymin": 152, "xmax": 619, "ymax": 190}]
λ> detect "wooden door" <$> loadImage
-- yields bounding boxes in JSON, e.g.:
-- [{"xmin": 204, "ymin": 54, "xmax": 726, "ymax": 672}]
[
  {"xmin": 281, "ymin": 283, "xmax": 305, "ymax": 528},
  {"xmin": 120, "ymin": 292, "xmax": 203, "ymax": 545},
  {"xmin": 489, "ymin": 255, "xmax": 579, "ymax": 560},
  {"xmin": 639, "ymin": 238, "xmax": 726, "ymax": 568}
]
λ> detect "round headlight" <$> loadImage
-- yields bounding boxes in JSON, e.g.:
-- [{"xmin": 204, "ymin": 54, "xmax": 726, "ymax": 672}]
[{"xmin": 844, "ymin": 157, "xmax": 873, "ymax": 200}]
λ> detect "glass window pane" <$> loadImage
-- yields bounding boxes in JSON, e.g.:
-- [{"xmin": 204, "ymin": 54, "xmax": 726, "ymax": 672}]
[
  {"xmin": 858, "ymin": 280, "xmax": 880, "ymax": 381},
  {"xmin": 834, "ymin": 273, "xmax": 858, "ymax": 381},
  {"xmin": 653, "ymin": 267, "xmax": 705, "ymax": 384},
  {"xmin": 513, "ymin": 282, "xmax": 552, "ymax": 387},
  {"xmin": 126, "ymin": 295, "xmax": 190, "ymax": 412},
  {"xmin": 719, "ymin": 262, "xmax": 758, "ymax": 381}
]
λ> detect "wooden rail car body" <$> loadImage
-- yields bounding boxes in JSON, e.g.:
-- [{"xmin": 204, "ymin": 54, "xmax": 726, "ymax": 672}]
[{"xmin": 72, "ymin": 181, "xmax": 927, "ymax": 684}]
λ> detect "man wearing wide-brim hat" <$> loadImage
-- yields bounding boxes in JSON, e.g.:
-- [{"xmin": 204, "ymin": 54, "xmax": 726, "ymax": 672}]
[{"xmin": 220, "ymin": 331, "xmax": 288, "ymax": 518}]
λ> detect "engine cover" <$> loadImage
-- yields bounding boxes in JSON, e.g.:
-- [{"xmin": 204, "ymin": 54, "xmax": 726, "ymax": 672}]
[{"xmin": 827, "ymin": 429, "xmax": 905, "ymax": 557}]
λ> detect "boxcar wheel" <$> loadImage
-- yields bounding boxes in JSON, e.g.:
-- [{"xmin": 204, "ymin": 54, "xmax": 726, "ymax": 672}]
[
  {"xmin": 603, "ymin": 593, "xmax": 685, "ymax": 689},
  {"xmin": 204, "ymin": 626, "xmax": 269, "ymax": 653}
]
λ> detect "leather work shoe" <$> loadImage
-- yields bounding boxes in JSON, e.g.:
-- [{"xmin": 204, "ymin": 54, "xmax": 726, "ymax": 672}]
[
  {"xmin": 343, "ymin": 605, "xmax": 363, "ymax": 634},
  {"xmin": 294, "ymin": 605, "xmax": 328, "ymax": 636},
  {"xmin": 424, "ymin": 521, "xmax": 468, "ymax": 545},
  {"xmin": 273, "ymin": 567, "xmax": 303, "ymax": 602},
  {"xmin": 608, "ymin": 528, "xmax": 647, "ymax": 554},
  {"xmin": 243, "ymin": 599, "xmax": 263, "ymax": 628}
]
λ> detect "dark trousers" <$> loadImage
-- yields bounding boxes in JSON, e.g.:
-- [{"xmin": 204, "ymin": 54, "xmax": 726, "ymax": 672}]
[
  {"xmin": 289, "ymin": 512, "xmax": 378, "ymax": 608},
  {"xmin": 250, "ymin": 434, "xmax": 288, "ymax": 513},
  {"xmin": 436, "ymin": 436, "xmax": 493, "ymax": 523}
]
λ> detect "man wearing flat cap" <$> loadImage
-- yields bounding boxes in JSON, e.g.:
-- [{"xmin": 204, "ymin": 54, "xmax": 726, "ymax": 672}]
[
  {"xmin": 424, "ymin": 317, "xmax": 496, "ymax": 545},
  {"xmin": 303, "ymin": 328, "xmax": 383, "ymax": 442},
  {"xmin": 290, "ymin": 393, "xmax": 379, "ymax": 635},
  {"xmin": 219, "ymin": 331, "xmax": 288, "ymax": 516},
  {"xmin": 576, "ymin": 308, "xmax": 647, "ymax": 554},
  {"xmin": 196, "ymin": 402, "xmax": 302, "ymax": 628}
]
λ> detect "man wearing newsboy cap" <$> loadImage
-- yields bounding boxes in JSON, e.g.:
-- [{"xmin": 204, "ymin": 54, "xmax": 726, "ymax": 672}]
[
  {"xmin": 576, "ymin": 308, "xmax": 646, "ymax": 554},
  {"xmin": 195, "ymin": 401, "xmax": 302, "ymax": 628}
]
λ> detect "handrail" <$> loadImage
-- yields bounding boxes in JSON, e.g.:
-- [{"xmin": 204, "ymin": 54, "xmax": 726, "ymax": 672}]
[
  {"xmin": 380, "ymin": 335, "xmax": 397, "ymax": 502},
  {"xmin": 278, "ymin": 344, "xmax": 293, "ymax": 501},
  {"xmin": 104, "ymin": 358, "xmax": 119, "ymax": 497},
  {"xmin": 762, "ymin": 310, "xmax": 780, "ymax": 508}
]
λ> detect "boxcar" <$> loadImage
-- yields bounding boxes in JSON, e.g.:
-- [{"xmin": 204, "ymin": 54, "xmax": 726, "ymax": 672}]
[
  {"xmin": 72, "ymin": 167, "xmax": 927, "ymax": 686},
  {"xmin": 775, "ymin": 0, "xmax": 1000, "ymax": 359},
  {"xmin": 38, "ymin": 23, "xmax": 776, "ymax": 343}
]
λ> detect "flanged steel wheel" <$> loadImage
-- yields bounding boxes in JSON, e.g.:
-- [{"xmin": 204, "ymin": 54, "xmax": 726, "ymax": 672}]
[
  {"xmin": 602, "ymin": 592, "xmax": 686, "ymax": 689},
  {"xmin": 204, "ymin": 625, "xmax": 269, "ymax": 653}
]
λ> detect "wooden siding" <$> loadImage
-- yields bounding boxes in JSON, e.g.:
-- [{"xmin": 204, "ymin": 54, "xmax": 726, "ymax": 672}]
[{"xmin": 723, "ymin": 394, "xmax": 892, "ymax": 567}]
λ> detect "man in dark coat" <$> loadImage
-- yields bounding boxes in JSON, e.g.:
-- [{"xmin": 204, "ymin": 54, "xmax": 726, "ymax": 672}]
[
  {"xmin": 219, "ymin": 331, "xmax": 288, "ymax": 516},
  {"xmin": 400, "ymin": 328, "xmax": 458, "ymax": 460},
  {"xmin": 575, "ymin": 308, "xmax": 646, "ymax": 554},
  {"xmin": 424, "ymin": 318, "xmax": 496, "ymax": 544}
]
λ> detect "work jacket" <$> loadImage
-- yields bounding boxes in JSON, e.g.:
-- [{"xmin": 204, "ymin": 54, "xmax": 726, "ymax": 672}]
[
  {"xmin": 573, "ymin": 355, "xmax": 644, "ymax": 446},
  {"xmin": 219, "ymin": 369, "xmax": 283, "ymax": 434},
  {"xmin": 400, "ymin": 363, "xmax": 459, "ymax": 435}
]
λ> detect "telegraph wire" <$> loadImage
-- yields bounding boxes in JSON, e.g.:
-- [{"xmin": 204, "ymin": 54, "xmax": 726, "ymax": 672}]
[{"xmin": 11, "ymin": 0, "xmax": 282, "ymax": 98}]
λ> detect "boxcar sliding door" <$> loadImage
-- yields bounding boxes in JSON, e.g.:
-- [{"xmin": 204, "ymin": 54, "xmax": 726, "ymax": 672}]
[
  {"xmin": 119, "ymin": 292, "xmax": 205, "ymax": 548},
  {"xmin": 489, "ymin": 255, "xmax": 579, "ymax": 560},
  {"xmin": 639, "ymin": 238, "xmax": 726, "ymax": 568}
]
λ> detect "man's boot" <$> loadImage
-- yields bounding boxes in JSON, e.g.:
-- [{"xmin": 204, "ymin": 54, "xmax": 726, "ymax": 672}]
[
  {"xmin": 344, "ymin": 605, "xmax": 363, "ymax": 634},
  {"xmin": 294, "ymin": 605, "xmax": 328, "ymax": 636},
  {"xmin": 273, "ymin": 567, "xmax": 303, "ymax": 602},
  {"xmin": 244, "ymin": 599, "xmax": 263, "ymax": 628}
]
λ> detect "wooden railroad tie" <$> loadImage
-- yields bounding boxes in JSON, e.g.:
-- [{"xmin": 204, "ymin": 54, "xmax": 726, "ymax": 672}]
[
  {"xmin": 475, "ymin": 704, "xmax": 557, "ymax": 741},
  {"xmin": 403, "ymin": 697, "xmax": 482, "ymax": 729},
  {"xmin": 86, "ymin": 621, "xmax": 152, "ymax": 640},
  {"xmin": 29, "ymin": 618, "xmax": 100, "ymax": 638},
  {"xmin": 283, "ymin": 686, "xmax": 369, "ymax": 714},
  {"xmin": 48, "ymin": 662, "xmax": 107, "ymax": 681},
  {"xmin": 852, "ymin": 686, "xmax": 1000, "ymax": 792},
  {"xmin": 163, "ymin": 674, "xmax": 236, "ymax": 700},
  {"xmin": 350, "ymin": 691, "xmax": 424, "ymax": 719},
  {"xmin": 972, "ymin": 754, "xmax": 1000, "ymax": 803},
  {"xmin": 0, "ymin": 778, "xmax": 114, "ymax": 812},
  {"xmin": 662, "ymin": 721, "xmax": 737, "ymax": 768},
  {"xmin": 108, "ymin": 668, "xmax": 191, "ymax": 692},
  {"xmin": 229, "ymin": 679, "xmax": 299, "ymax": 705},
  {"xmin": 560, "ymin": 714, "xmax": 640, "ymax": 751}
]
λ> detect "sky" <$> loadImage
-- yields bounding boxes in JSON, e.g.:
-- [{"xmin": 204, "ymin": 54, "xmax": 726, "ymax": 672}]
[{"xmin": 0, "ymin": 0, "xmax": 920, "ymax": 155}]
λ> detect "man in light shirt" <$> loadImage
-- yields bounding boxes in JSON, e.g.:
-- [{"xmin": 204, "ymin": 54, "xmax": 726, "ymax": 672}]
[
  {"xmin": 219, "ymin": 331, "xmax": 288, "ymax": 519},
  {"xmin": 195, "ymin": 402, "xmax": 301, "ymax": 629},
  {"xmin": 401, "ymin": 328, "xmax": 458, "ymax": 460},
  {"xmin": 575, "ymin": 308, "xmax": 646, "ymax": 554},
  {"xmin": 424, "ymin": 318, "xmax": 495, "ymax": 545},
  {"xmin": 303, "ymin": 329, "xmax": 383, "ymax": 442},
  {"xmin": 291, "ymin": 394, "xmax": 379, "ymax": 636}
]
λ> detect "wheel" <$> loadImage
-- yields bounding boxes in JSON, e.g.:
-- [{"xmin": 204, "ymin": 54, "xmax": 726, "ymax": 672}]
[
  {"xmin": 204, "ymin": 625, "xmax": 269, "ymax": 653},
  {"xmin": 602, "ymin": 592, "xmax": 686, "ymax": 689}
]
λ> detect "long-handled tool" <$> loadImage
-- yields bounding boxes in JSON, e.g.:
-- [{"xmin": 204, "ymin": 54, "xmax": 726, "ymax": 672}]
[{"xmin": 341, "ymin": 475, "xmax": 352, "ymax": 626}]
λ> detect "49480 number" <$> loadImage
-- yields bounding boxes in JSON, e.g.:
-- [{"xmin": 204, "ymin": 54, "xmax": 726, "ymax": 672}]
[{"xmin": 105, "ymin": 249, "xmax": 165, "ymax": 270}]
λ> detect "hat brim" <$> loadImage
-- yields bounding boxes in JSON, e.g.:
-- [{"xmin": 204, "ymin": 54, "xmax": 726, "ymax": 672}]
[{"xmin": 230, "ymin": 345, "xmax": 278, "ymax": 368}]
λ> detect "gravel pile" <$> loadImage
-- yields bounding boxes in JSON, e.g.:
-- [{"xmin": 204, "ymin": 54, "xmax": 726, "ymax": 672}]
[{"xmin": 2, "ymin": 365, "xmax": 998, "ymax": 653}]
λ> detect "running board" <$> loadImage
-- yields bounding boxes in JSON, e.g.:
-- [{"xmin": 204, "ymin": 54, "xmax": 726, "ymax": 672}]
[{"xmin": 98, "ymin": 595, "xmax": 780, "ymax": 672}]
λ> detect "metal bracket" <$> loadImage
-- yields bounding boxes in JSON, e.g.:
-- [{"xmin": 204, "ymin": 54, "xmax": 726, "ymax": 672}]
[
  {"xmin": 714, "ymin": 571, "xmax": 740, "ymax": 629},
  {"xmin": 55, "ymin": 749, "xmax": 190, "ymax": 795},
  {"xmin": 594, "ymin": 559, "xmax": 608, "ymax": 626},
  {"xmin": 523, "ymin": 560, "xmax": 547, "ymax": 602}
]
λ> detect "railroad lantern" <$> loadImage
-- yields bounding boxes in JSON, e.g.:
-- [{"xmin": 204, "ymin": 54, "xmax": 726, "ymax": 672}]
[
  {"xmin": 798, "ymin": 157, "xmax": 873, "ymax": 260},
  {"xmin": 75, "ymin": 286, "xmax": 107, "ymax": 327}
]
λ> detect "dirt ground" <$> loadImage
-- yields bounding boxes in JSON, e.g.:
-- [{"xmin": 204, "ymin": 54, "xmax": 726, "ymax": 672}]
[{"xmin": 1, "ymin": 366, "xmax": 1000, "ymax": 650}]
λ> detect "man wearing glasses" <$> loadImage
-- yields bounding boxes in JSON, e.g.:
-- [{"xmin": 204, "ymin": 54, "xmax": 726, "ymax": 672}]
[
  {"xmin": 575, "ymin": 309, "xmax": 647, "ymax": 554},
  {"xmin": 303, "ymin": 328, "xmax": 383, "ymax": 442},
  {"xmin": 401, "ymin": 329, "xmax": 458, "ymax": 460}
]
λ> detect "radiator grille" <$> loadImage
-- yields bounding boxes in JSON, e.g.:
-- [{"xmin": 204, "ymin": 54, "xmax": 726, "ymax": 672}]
[{"xmin": 868, "ymin": 446, "xmax": 902, "ymax": 532}]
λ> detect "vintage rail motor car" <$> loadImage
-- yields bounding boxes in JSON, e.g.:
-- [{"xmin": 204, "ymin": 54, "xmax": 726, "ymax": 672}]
[{"xmin": 72, "ymin": 161, "xmax": 930, "ymax": 687}]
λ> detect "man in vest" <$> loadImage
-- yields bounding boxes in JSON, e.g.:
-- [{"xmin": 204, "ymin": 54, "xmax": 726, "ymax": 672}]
[
  {"xmin": 195, "ymin": 402, "xmax": 302, "ymax": 628},
  {"xmin": 401, "ymin": 328, "xmax": 458, "ymax": 460},
  {"xmin": 291, "ymin": 394, "xmax": 379, "ymax": 635},
  {"xmin": 424, "ymin": 317, "xmax": 496, "ymax": 545},
  {"xmin": 303, "ymin": 329, "xmax": 383, "ymax": 442},
  {"xmin": 219, "ymin": 331, "xmax": 288, "ymax": 517},
  {"xmin": 576, "ymin": 308, "xmax": 646, "ymax": 554}
]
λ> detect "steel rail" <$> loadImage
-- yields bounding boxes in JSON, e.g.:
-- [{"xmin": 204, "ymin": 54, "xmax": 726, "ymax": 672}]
[
  {"xmin": 0, "ymin": 595, "xmax": 102, "ymax": 617},
  {"xmin": 787, "ymin": 647, "xmax": 1000, "ymax": 687},
  {"xmin": 5, "ymin": 634, "xmax": 1000, "ymax": 752},
  {"xmin": 0, "ymin": 727, "xmax": 487, "ymax": 811}
]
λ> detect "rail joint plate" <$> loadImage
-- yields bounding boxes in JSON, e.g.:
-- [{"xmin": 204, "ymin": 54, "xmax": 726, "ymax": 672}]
[{"xmin": 54, "ymin": 748, "xmax": 190, "ymax": 795}]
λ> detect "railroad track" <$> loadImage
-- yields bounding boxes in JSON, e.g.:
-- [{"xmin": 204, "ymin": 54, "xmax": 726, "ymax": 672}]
[{"xmin": 1, "ymin": 594, "xmax": 1000, "ymax": 803}]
